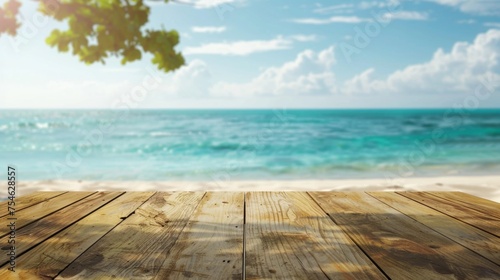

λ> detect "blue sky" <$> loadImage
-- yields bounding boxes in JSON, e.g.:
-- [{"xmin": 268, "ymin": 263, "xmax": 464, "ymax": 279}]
[{"xmin": 1, "ymin": 0, "xmax": 500, "ymax": 108}]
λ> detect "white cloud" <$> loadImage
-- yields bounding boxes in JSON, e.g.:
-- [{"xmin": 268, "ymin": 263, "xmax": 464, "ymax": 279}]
[
  {"xmin": 458, "ymin": 19, "xmax": 476, "ymax": 24},
  {"xmin": 429, "ymin": 0, "xmax": 462, "ymax": 3},
  {"xmin": 171, "ymin": 0, "xmax": 239, "ymax": 9},
  {"xmin": 292, "ymin": 16, "xmax": 372, "ymax": 25},
  {"xmin": 191, "ymin": 26, "xmax": 226, "ymax": 33},
  {"xmin": 184, "ymin": 37, "xmax": 292, "ymax": 56},
  {"xmin": 314, "ymin": 0, "xmax": 499, "ymax": 17},
  {"xmin": 172, "ymin": 34, "xmax": 318, "ymax": 57},
  {"xmin": 294, "ymin": 10, "xmax": 427, "ymax": 25},
  {"xmin": 359, "ymin": 0, "xmax": 400, "ymax": 9},
  {"xmin": 289, "ymin": 34, "xmax": 318, "ymax": 42},
  {"xmin": 159, "ymin": 60, "xmax": 212, "ymax": 97},
  {"xmin": 425, "ymin": 0, "xmax": 500, "ymax": 15},
  {"xmin": 383, "ymin": 11, "xmax": 429, "ymax": 21},
  {"xmin": 314, "ymin": 4, "xmax": 354, "ymax": 14},
  {"xmin": 314, "ymin": 1, "xmax": 400, "ymax": 14},
  {"xmin": 485, "ymin": 22, "xmax": 500, "ymax": 28},
  {"xmin": 343, "ymin": 29, "xmax": 500, "ymax": 94},
  {"xmin": 211, "ymin": 47, "xmax": 337, "ymax": 96},
  {"xmin": 0, "ymin": 60, "xmax": 214, "ymax": 108},
  {"xmin": 209, "ymin": 30, "xmax": 500, "ymax": 98}
]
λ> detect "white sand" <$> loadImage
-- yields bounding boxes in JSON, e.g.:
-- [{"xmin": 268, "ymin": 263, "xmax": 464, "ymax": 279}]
[{"xmin": 4, "ymin": 175, "xmax": 500, "ymax": 203}]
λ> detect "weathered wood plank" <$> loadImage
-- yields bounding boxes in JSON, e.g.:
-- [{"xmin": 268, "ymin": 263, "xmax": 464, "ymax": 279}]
[
  {"xmin": 369, "ymin": 192, "xmax": 500, "ymax": 266},
  {"xmin": 245, "ymin": 192, "xmax": 386, "ymax": 280},
  {"xmin": 427, "ymin": 192, "xmax": 500, "ymax": 219},
  {"xmin": 0, "ymin": 191, "xmax": 122, "ymax": 267},
  {"xmin": 56, "ymin": 192, "xmax": 205, "ymax": 279},
  {"xmin": 310, "ymin": 192, "xmax": 500, "ymax": 280},
  {"xmin": 0, "ymin": 191, "xmax": 67, "ymax": 218},
  {"xmin": 0, "ymin": 192, "xmax": 155, "ymax": 280},
  {"xmin": 0, "ymin": 192, "xmax": 95, "ymax": 237},
  {"xmin": 400, "ymin": 192, "xmax": 500, "ymax": 237},
  {"xmin": 154, "ymin": 192, "xmax": 244, "ymax": 280}
]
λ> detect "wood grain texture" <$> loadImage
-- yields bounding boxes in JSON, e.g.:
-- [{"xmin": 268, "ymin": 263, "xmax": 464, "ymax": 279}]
[
  {"xmin": 426, "ymin": 192, "xmax": 500, "ymax": 219},
  {"xmin": 0, "ymin": 191, "xmax": 67, "ymax": 218},
  {"xmin": 0, "ymin": 191, "xmax": 122, "ymax": 267},
  {"xmin": 1, "ymin": 191, "xmax": 498, "ymax": 279},
  {"xmin": 400, "ymin": 192, "xmax": 500, "ymax": 237},
  {"xmin": 154, "ymin": 192, "xmax": 244, "ymax": 280},
  {"xmin": 245, "ymin": 192, "xmax": 386, "ymax": 280},
  {"xmin": 0, "ymin": 192, "xmax": 155, "ymax": 280},
  {"xmin": 56, "ymin": 192, "xmax": 205, "ymax": 280},
  {"xmin": 310, "ymin": 192, "xmax": 500, "ymax": 280},
  {"xmin": 0, "ymin": 192, "xmax": 95, "ymax": 237},
  {"xmin": 369, "ymin": 192, "xmax": 500, "ymax": 266}
]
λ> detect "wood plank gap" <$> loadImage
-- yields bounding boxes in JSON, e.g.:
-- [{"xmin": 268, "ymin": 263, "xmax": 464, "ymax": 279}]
[
  {"xmin": 425, "ymin": 192, "xmax": 500, "ymax": 219},
  {"xmin": 154, "ymin": 192, "xmax": 243, "ymax": 279},
  {"xmin": 245, "ymin": 192, "xmax": 386, "ymax": 279},
  {"xmin": 242, "ymin": 192, "xmax": 246, "ymax": 280},
  {"xmin": 367, "ymin": 192, "xmax": 500, "ymax": 266},
  {"xmin": 0, "ymin": 192, "xmax": 97, "ymax": 238},
  {"xmin": 0, "ymin": 192, "xmax": 124, "ymax": 267},
  {"xmin": 48, "ymin": 192, "xmax": 157, "ymax": 279},
  {"xmin": 307, "ymin": 191, "xmax": 392, "ymax": 280},
  {"xmin": 398, "ymin": 192, "xmax": 500, "ymax": 238},
  {"xmin": 56, "ymin": 192, "xmax": 207, "ymax": 279},
  {"xmin": 2, "ymin": 192, "xmax": 156, "ymax": 279},
  {"xmin": 310, "ymin": 192, "xmax": 500, "ymax": 279},
  {"xmin": 0, "ymin": 191, "xmax": 68, "ymax": 219}
]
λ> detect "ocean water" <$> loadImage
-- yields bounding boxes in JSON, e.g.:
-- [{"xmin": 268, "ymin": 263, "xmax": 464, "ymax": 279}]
[{"xmin": 1, "ymin": 109, "xmax": 499, "ymax": 181}]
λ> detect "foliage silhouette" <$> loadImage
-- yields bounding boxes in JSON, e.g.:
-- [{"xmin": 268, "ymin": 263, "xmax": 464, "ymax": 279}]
[{"xmin": 0, "ymin": 0, "xmax": 184, "ymax": 72}]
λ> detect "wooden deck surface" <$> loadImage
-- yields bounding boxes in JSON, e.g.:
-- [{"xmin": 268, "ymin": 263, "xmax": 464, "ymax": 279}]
[{"xmin": 1, "ymin": 191, "xmax": 499, "ymax": 279}]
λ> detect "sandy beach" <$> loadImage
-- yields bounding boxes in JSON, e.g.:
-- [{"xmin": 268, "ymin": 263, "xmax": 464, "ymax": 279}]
[{"xmin": 6, "ymin": 175, "xmax": 500, "ymax": 203}]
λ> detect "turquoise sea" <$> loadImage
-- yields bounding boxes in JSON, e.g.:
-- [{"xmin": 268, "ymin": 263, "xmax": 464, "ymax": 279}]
[{"xmin": 1, "ymin": 109, "xmax": 499, "ymax": 181}]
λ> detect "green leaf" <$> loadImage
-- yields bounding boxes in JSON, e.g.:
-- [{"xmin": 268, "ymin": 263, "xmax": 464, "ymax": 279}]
[{"xmin": 2, "ymin": 0, "xmax": 184, "ymax": 74}]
